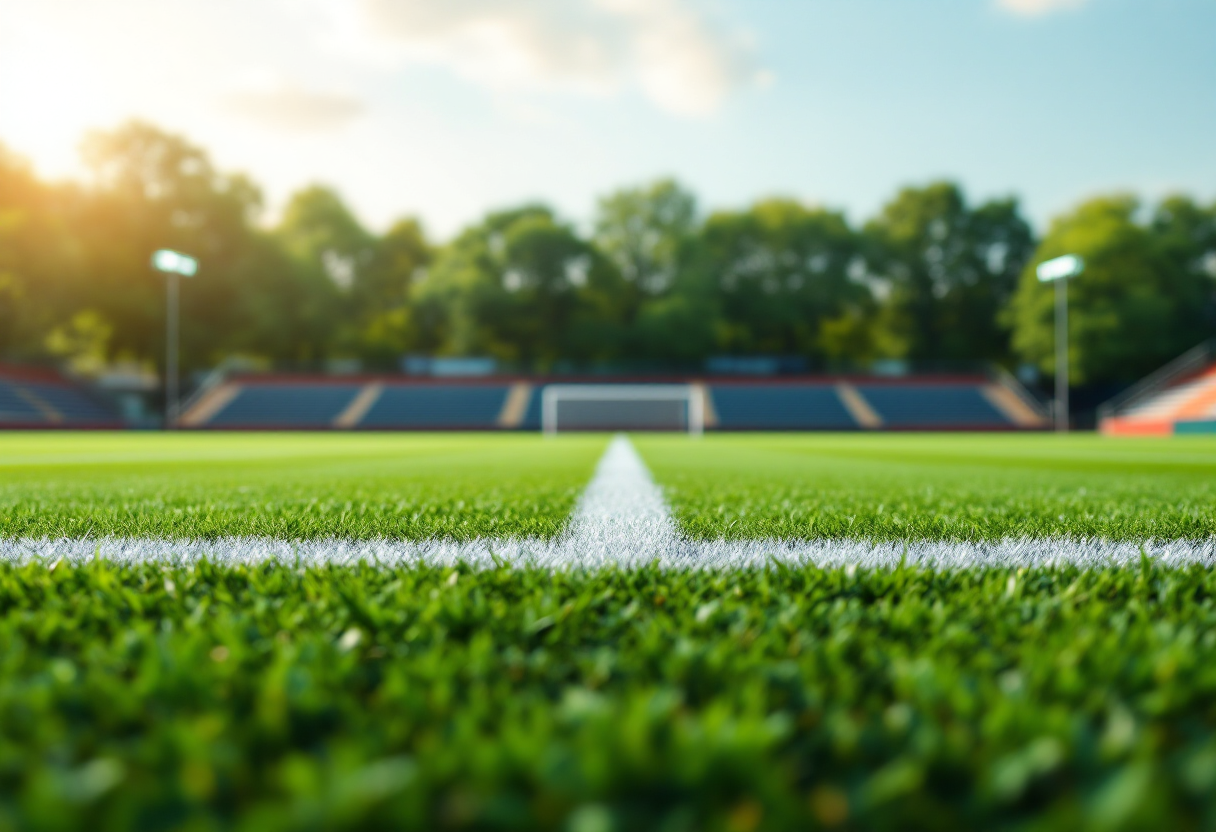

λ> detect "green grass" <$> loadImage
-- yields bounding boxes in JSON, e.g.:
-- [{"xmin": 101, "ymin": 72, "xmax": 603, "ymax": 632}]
[
  {"xmin": 0, "ymin": 433, "xmax": 607, "ymax": 540},
  {"xmin": 635, "ymin": 433, "xmax": 1216, "ymax": 542},
  {"xmin": 5, "ymin": 433, "xmax": 1216, "ymax": 829},
  {"xmin": 4, "ymin": 559, "xmax": 1216, "ymax": 831}
]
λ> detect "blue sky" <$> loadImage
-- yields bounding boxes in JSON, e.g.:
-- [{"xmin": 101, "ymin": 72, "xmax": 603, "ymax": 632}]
[{"xmin": 0, "ymin": 0, "xmax": 1212, "ymax": 237}]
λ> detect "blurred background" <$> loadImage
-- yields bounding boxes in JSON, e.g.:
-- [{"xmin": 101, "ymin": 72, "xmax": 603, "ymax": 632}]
[{"xmin": 0, "ymin": 0, "xmax": 1213, "ymax": 428}]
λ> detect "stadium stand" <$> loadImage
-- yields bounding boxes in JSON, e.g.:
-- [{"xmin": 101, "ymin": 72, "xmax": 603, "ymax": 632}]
[
  {"xmin": 205, "ymin": 383, "xmax": 363, "ymax": 428},
  {"xmin": 709, "ymin": 383, "xmax": 858, "ymax": 430},
  {"xmin": 360, "ymin": 384, "xmax": 513, "ymax": 429},
  {"xmin": 0, "ymin": 366, "xmax": 121, "ymax": 428},
  {"xmin": 1100, "ymin": 340, "xmax": 1216, "ymax": 436},
  {"xmin": 854, "ymin": 382, "xmax": 1009, "ymax": 429},
  {"xmin": 518, "ymin": 386, "xmax": 544, "ymax": 431},
  {"xmin": 178, "ymin": 372, "xmax": 1047, "ymax": 432}
]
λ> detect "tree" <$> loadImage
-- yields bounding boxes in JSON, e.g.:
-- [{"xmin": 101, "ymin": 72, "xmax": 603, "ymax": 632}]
[
  {"xmin": 691, "ymin": 199, "xmax": 870, "ymax": 361},
  {"xmin": 277, "ymin": 186, "xmax": 374, "ymax": 291},
  {"xmin": 594, "ymin": 179, "xmax": 697, "ymax": 296},
  {"xmin": 414, "ymin": 206, "xmax": 626, "ymax": 366},
  {"xmin": 863, "ymin": 182, "xmax": 1035, "ymax": 363},
  {"xmin": 1009, "ymin": 195, "xmax": 1216, "ymax": 385},
  {"xmin": 5, "ymin": 120, "xmax": 1214, "ymax": 382},
  {"xmin": 273, "ymin": 185, "xmax": 377, "ymax": 361},
  {"xmin": 357, "ymin": 219, "xmax": 433, "ymax": 367},
  {"xmin": 0, "ymin": 144, "xmax": 81, "ymax": 360},
  {"xmin": 72, "ymin": 122, "xmax": 277, "ymax": 372},
  {"xmin": 1152, "ymin": 195, "xmax": 1216, "ymax": 336}
]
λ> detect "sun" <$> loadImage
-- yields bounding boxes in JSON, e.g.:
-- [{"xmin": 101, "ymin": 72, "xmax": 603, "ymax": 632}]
[{"xmin": 0, "ymin": 24, "xmax": 111, "ymax": 176}]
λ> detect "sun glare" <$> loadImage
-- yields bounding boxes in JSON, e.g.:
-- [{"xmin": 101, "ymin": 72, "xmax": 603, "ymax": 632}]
[{"xmin": 0, "ymin": 28, "xmax": 110, "ymax": 176}]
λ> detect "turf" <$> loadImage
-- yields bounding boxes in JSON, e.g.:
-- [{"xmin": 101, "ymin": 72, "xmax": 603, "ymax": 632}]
[
  {"xmin": 4, "ymin": 559, "xmax": 1216, "ymax": 831},
  {"xmin": 0, "ymin": 433, "xmax": 607, "ymax": 541},
  {"xmin": 634, "ymin": 433, "xmax": 1216, "ymax": 542}
]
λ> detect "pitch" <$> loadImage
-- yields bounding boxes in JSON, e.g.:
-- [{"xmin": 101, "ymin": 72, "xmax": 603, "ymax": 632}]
[
  {"xmin": 3, "ymin": 431, "xmax": 1216, "ymax": 830},
  {"xmin": 5, "ymin": 432, "xmax": 1216, "ymax": 544}
]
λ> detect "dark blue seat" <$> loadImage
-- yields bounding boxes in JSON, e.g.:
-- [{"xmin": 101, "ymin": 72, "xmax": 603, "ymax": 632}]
[
  {"xmin": 21, "ymin": 382, "xmax": 116, "ymax": 422},
  {"xmin": 0, "ymin": 380, "xmax": 44, "ymax": 423},
  {"xmin": 209, "ymin": 385, "xmax": 361, "ymax": 427},
  {"xmin": 519, "ymin": 387, "xmax": 543, "ymax": 431},
  {"xmin": 857, "ymin": 384, "xmax": 1008, "ymax": 427},
  {"xmin": 711, "ymin": 385, "xmax": 857, "ymax": 429},
  {"xmin": 361, "ymin": 385, "xmax": 508, "ymax": 428}
]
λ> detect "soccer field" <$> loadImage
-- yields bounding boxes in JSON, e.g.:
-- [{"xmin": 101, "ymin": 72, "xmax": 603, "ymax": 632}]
[
  {"xmin": 3, "ymin": 432, "xmax": 1216, "ymax": 830},
  {"xmin": 0, "ymin": 433, "xmax": 606, "ymax": 540},
  {"xmin": 637, "ymin": 433, "xmax": 1216, "ymax": 541},
  {"xmin": 6, "ymin": 431, "xmax": 1216, "ymax": 545}
]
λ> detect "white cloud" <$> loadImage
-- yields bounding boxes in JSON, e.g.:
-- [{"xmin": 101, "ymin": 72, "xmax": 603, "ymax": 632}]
[
  {"xmin": 356, "ymin": 0, "xmax": 761, "ymax": 116},
  {"xmin": 997, "ymin": 0, "xmax": 1090, "ymax": 17},
  {"xmin": 221, "ymin": 81, "xmax": 364, "ymax": 132}
]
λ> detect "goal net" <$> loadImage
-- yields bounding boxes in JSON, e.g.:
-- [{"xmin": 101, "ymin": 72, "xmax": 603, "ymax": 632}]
[{"xmin": 542, "ymin": 384, "xmax": 704, "ymax": 435}]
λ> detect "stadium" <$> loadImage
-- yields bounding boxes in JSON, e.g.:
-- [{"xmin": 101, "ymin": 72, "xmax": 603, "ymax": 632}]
[{"xmin": 3, "ymin": 2, "xmax": 1216, "ymax": 830}]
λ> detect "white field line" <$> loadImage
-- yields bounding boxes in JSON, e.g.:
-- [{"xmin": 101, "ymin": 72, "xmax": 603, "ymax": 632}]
[{"xmin": 3, "ymin": 435, "xmax": 1215, "ymax": 569}]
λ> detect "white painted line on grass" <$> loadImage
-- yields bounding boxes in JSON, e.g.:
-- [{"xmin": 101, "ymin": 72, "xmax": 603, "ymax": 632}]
[
  {"xmin": 3, "ymin": 435, "xmax": 1215, "ymax": 569},
  {"xmin": 3, "ymin": 535, "xmax": 1215, "ymax": 570},
  {"xmin": 560, "ymin": 433, "xmax": 680, "ymax": 564}
]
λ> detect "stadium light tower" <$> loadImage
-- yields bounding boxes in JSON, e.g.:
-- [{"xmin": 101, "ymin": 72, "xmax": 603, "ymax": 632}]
[
  {"xmin": 1036, "ymin": 254, "xmax": 1084, "ymax": 433},
  {"xmin": 151, "ymin": 249, "xmax": 199, "ymax": 429}
]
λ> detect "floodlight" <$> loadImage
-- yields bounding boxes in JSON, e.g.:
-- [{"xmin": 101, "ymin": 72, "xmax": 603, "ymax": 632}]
[
  {"xmin": 152, "ymin": 249, "xmax": 200, "ymax": 429},
  {"xmin": 1035, "ymin": 253, "xmax": 1085, "ymax": 432},
  {"xmin": 152, "ymin": 249, "xmax": 198, "ymax": 277},
  {"xmin": 1037, "ymin": 255, "xmax": 1084, "ymax": 283}
]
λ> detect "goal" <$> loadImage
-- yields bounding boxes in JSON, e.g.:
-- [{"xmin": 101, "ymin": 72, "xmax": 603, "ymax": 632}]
[{"xmin": 542, "ymin": 384, "xmax": 704, "ymax": 436}]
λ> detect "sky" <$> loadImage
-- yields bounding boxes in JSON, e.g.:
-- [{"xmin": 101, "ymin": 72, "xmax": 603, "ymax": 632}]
[{"xmin": 0, "ymin": 0, "xmax": 1212, "ymax": 238}]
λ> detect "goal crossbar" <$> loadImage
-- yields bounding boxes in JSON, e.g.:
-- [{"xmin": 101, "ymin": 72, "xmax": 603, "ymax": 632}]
[{"xmin": 542, "ymin": 384, "xmax": 704, "ymax": 436}]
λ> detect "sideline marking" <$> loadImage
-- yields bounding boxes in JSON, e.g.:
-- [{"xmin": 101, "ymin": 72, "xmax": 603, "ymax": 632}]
[
  {"xmin": 3, "ymin": 436, "xmax": 1215, "ymax": 569},
  {"xmin": 3, "ymin": 536, "xmax": 1214, "ymax": 569}
]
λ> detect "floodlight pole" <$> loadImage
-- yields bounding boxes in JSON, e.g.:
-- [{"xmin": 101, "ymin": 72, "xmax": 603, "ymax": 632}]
[
  {"xmin": 151, "ymin": 249, "xmax": 198, "ymax": 430},
  {"xmin": 1036, "ymin": 254, "xmax": 1084, "ymax": 434},
  {"xmin": 1054, "ymin": 274, "xmax": 1068, "ymax": 433},
  {"xmin": 166, "ymin": 270, "xmax": 180, "ymax": 429}
]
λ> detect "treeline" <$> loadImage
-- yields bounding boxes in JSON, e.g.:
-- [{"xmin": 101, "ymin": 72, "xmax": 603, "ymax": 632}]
[{"xmin": 2, "ymin": 121, "xmax": 1214, "ymax": 385}]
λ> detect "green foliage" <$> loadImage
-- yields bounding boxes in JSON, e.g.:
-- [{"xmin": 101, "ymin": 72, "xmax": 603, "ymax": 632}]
[
  {"xmin": 3, "ymin": 120, "xmax": 1214, "ymax": 376},
  {"xmin": 277, "ymin": 185, "xmax": 375, "ymax": 273},
  {"xmin": 413, "ymin": 207, "xmax": 627, "ymax": 365},
  {"xmin": 0, "ymin": 125, "xmax": 434, "ymax": 373},
  {"xmin": 42, "ymin": 310, "xmax": 113, "ymax": 376},
  {"xmin": 696, "ymin": 199, "xmax": 869, "ymax": 359},
  {"xmin": 864, "ymin": 183, "xmax": 1036, "ymax": 363},
  {"xmin": 635, "ymin": 434, "xmax": 1216, "ymax": 541},
  {"xmin": 70, "ymin": 122, "xmax": 279, "ymax": 370},
  {"xmin": 594, "ymin": 178, "xmax": 697, "ymax": 296},
  {"xmin": 1010, "ymin": 195, "xmax": 1216, "ymax": 384},
  {"xmin": 3, "ymin": 560, "xmax": 1216, "ymax": 831},
  {"xmin": 356, "ymin": 219, "xmax": 432, "ymax": 365},
  {"xmin": 0, "ymin": 145, "xmax": 82, "ymax": 361},
  {"xmin": 273, "ymin": 187, "xmax": 432, "ymax": 366},
  {"xmin": 0, "ymin": 433, "xmax": 606, "ymax": 540}
]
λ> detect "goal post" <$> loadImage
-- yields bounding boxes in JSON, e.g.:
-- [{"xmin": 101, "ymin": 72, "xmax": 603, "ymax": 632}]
[{"xmin": 542, "ymin": 384, "xmax": 704, "ymax": 436}]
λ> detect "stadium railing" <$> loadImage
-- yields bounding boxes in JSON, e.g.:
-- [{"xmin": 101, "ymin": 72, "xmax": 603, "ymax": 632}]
[{"xmin": 1097, "ymin": 339, "xmax": 1216, "ymax": 423}]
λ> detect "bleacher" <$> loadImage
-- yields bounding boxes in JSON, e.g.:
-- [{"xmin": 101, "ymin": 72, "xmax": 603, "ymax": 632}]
[
  {"xmin": 180, "ymin": 373, "xmax": 1047, "ymax": 431},
  {"xmin": 361, "ymin": 385, "xmax": 512, "ymax": 429},
  {"xmin": 710, "ymin": 384, "xmax": 857, "ymax": 430},
  {"xmin": 854, "ymin": 383, "xmax": 1009, "ymax": 428},
  {"xmin": 207, "ymin": 384, "xmax": 364, "ymax": 428},
  {"xmin": 1100, "ymin": 343, "xmax": 1216, "ymax": 436},
  {"xmin": 0, "ymin": 367, "xmax": 121, "ymax": 428}
]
